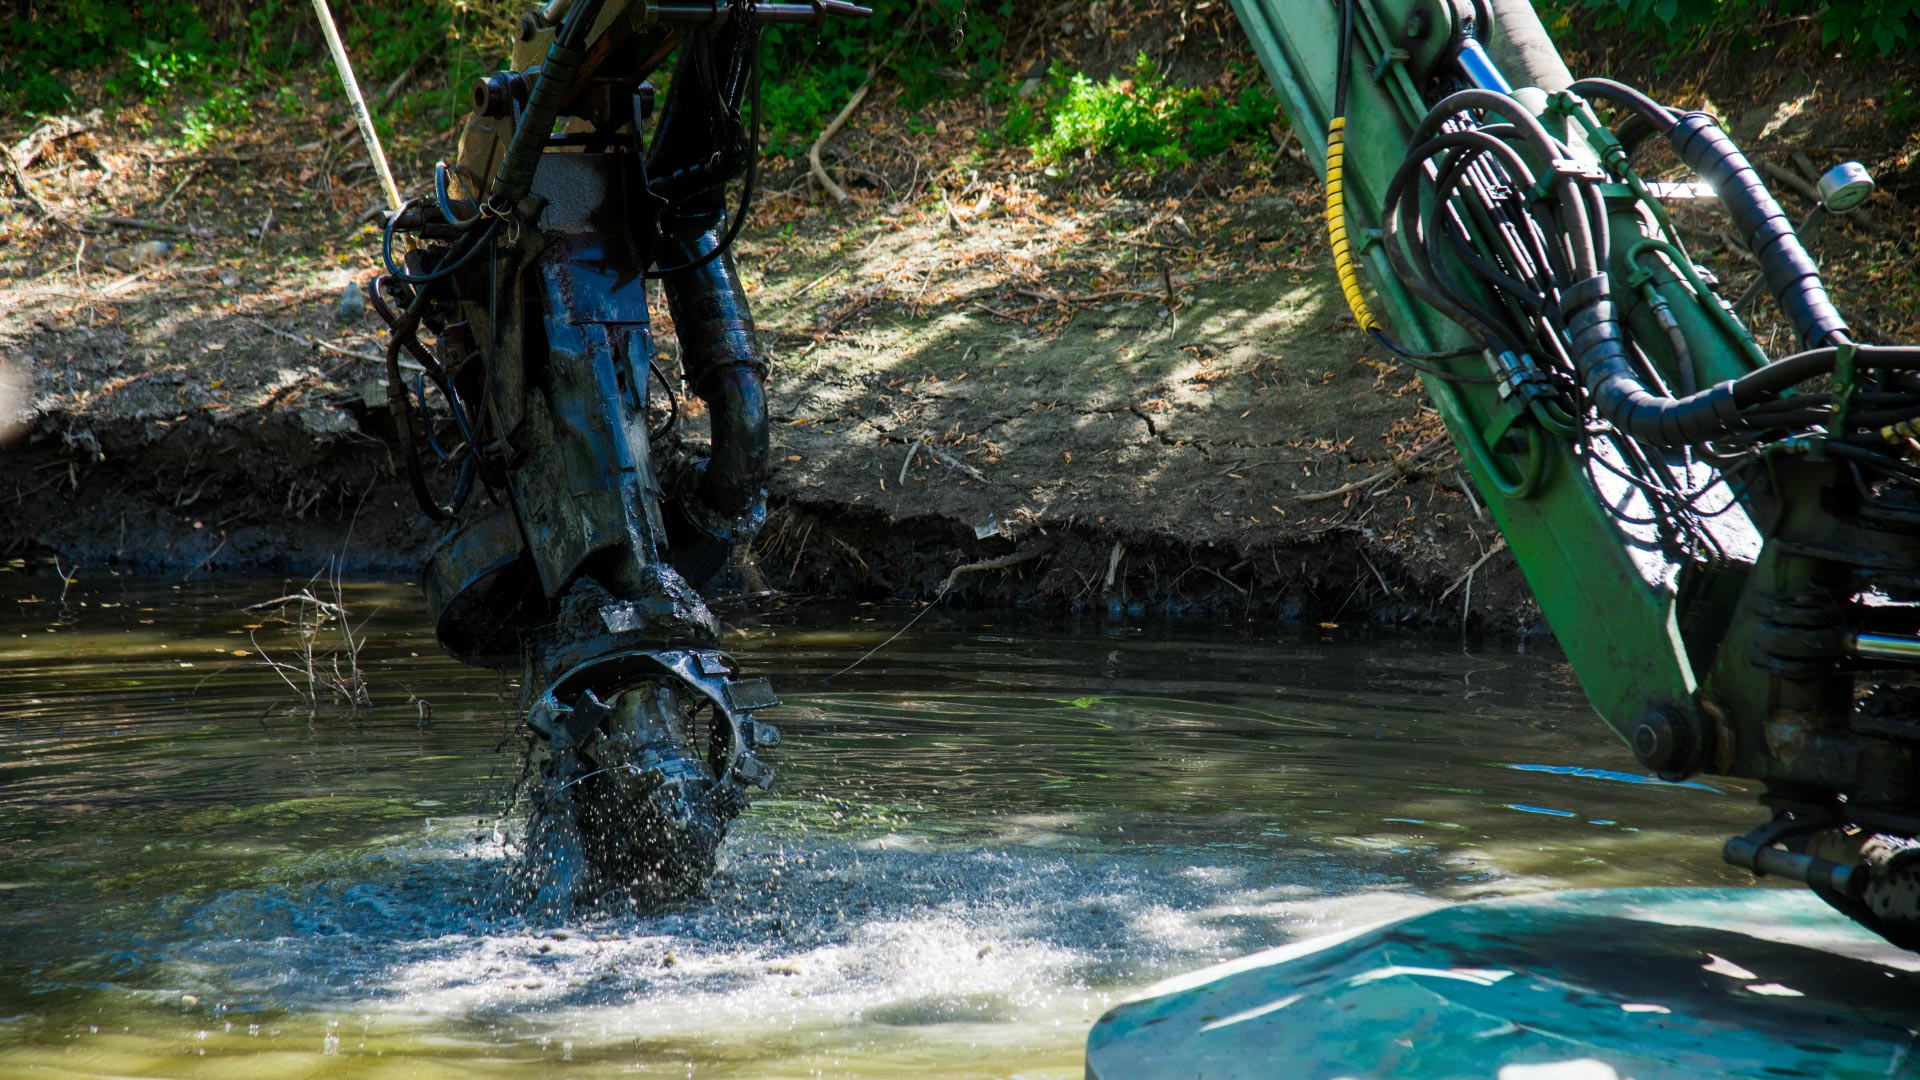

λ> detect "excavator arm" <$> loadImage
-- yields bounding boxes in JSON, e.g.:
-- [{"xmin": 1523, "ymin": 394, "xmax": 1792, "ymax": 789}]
[{"xmin": 1231, "ymin": 0, "xmax": 1920, "ymax": 942}]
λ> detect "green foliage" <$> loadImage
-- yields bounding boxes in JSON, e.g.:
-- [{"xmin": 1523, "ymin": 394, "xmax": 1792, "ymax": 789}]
[
  {"xmin": 1, "ymin": 0, "xmax": 461, "ymax": 122},
  {"xmin": 1187, "ymin": 80, "xmax": 1281, "ymax": 159},
  {"xmin": 118, "ymin": 39, "xmax": 218, "ymax": 100},
  {"xmin": 1028, "ymin": 54, "xmax": 1279, "ymax": 171},
  {"xmin": 1888, "ymin": 78, "xmax": 1920, "ymax": 126},
  {"xmin": 1, "ymin": 0, "xmax": 212, "ymax": 114},
  {"xmin": 756, "ymin": 0, "xmax": 1009, "ymax": 156},
  {"xmin": 1034, "ymin": 55, "xmax": 1194, "ymax": 168},
  {"xmin": 179, "ymin": 84, "xmax": 253, "ymax": 150},
  {"xmin": 273, "ymin": 85, "xmax": 307, "ymax": 119},
  {"xmin": 1572, "ymin": 0, "xmax": 1920, "ymax": 57}
]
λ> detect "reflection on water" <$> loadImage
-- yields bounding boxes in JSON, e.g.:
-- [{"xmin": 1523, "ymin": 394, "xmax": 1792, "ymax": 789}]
[{"xmin": 0, "ymin": 571, "xmax": 1765, "ymax": 1077}]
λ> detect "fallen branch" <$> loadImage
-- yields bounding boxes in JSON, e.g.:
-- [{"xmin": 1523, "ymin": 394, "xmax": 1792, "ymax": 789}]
[
  {"xmin": 250, "ymin": 318, "xmax": 418, "ymax": 369},
  {"xmin": 39, "ymin": 289, "xmax": 212, "ymax": 305},
  {"xmin": 922, "ymin": 439, "xmax": 987, "ymax": 481},
  {"xmin": 11, "ymin": 111, "xmax": 99, "ymax": 170},
  {"xmin": 155, "ymin": 163, "xmax": 206, "ymax": 216},
  {"xmin": 1756, "ymin": 158, "xmax": 1819, "ymax": 204},
  {"xmin": 90, "ymin": 215, "xmax": 217, "ymax": 238},
  {"xmin": 809, "ymin": 66, "xmax": 875, "ymax": 206},
  {"xmin": 1297, "ymin": 440, "xmax": 1448, "ymax": 503},
  {"xmin": 1439, "ymin": 536, "xmax": 1509, "ymax": 603},
  {"xmin": 1016, "ymin": 286, "xmax": 1163, "ymax": 307},
  {"xmin": 2, "ymin": 143, "xmax": 81, "ymax": 233},
  {"xmin": 825, "ymin": 544, "xmax": 1051, "ymax": 681},
  {"xmin": 934, "ymin": 546, "xmax": 1049, "ymax": 595},
  {"xmin": 1195, "ymin": 563, "xmax": 1249, "ymax": 597},
  {"xmin": 940, "ymin": 186, "xmax": 968, "ymax": 233}
]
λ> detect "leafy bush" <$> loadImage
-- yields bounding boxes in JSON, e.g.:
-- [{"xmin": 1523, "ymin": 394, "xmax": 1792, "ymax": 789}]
[
  {"xmin": 1, "ymin": 0, "xmax": 462, "ymax": 121},
  {"xmin": 755, "ymin": 0, "xmax": 1009, "ymax": 156},
  {"xmin": 2, "ymin": 0, "xmax": 213, "ymax": 113},
  {"xmin": 1029, "ymin": 54, "xmax": 1279, "ymax": 171},
  {"xmin": 179, "ymin": 84, "xmax": 253, "ymax": 149}
]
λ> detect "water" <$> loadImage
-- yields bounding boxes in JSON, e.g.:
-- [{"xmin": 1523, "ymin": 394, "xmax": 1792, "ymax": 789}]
[{"xmin": 0, "ymin": 569, "xmax": 1769, "ymax": 1078}]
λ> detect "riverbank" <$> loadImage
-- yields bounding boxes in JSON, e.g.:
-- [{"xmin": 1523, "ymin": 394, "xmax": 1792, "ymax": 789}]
[{"xmin": 4, "ymin": 10, "xmax": 1914, "ymax": 632}]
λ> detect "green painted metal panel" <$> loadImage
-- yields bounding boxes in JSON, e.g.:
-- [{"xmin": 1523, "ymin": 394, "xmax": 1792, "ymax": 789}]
[{"xmin": 1226, "ymin": 0, "xmax": 1710, "ymax": 746}]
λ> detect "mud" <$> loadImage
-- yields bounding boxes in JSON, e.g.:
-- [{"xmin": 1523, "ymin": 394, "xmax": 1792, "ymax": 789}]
[
  {"xmin": 1, "ymin": 179, "xmax": 1532, "ymax": 629},
  {"xmin": 5, "ymin": 13, "xmax": 1915, "ymax": 633}
]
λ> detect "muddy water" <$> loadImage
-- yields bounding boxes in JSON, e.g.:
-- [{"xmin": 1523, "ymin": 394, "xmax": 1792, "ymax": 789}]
[{"xmin": 0, "ymin": 572, "xmax": 1767, "ymax": 1078}]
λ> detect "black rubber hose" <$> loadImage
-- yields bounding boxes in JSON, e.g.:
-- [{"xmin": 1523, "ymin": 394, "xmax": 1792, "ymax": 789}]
[
  {"xmin": 658, "ymin": 207, "xmax": 769, "ymax": 521},
  {"xmin": 1732, "ymin": 345, "xmax": 1920, "ymax": 403},
  {"xmin": 1383, "ymin": 143, "xmax": 1526, "ymax": 356},
  {"xmin": 647, "ymin": 59, "xmax": 761, "ymax": 280},
  {"xmin": 486, "ymin": 0, "xmax": 606, "ymax": 213},
  {"xmin": 1413, "ymin": 89, "xmax": 1601, "ymax": 282},
  {"xmin": 1562, "ymin": 272, "xmax": 1744, "ymax": 445},
  {"xmin": 373, "ymin": 276, "xmax": 456, "ymax": 521},
  {"xmin": 1655, "ymin": 108, "xmax": 1848, "ymax": 348},
  {"xmin": 1568, "ymin": 78, "xmax": 1679, "ymax": 132}
]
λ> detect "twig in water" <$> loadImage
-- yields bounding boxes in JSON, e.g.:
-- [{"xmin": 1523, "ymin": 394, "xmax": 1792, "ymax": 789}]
[
  {"xmin": 245, "ymin": 557, "xmax": 374, "ymax": 710},
  {"xmin": 181, "ymin": 532, "xmax": 228, "ymax": 581},
  {"xmin": 53, "ymin": 558, "xmax": 78, "ymax": 604},
  {"xmin": 825, "ymin": 546, "xmax": 1050, "ymax": 682},
  {"xmin": 1439, "ymin": 537, "xmax": 1508, "ymax": 633}
]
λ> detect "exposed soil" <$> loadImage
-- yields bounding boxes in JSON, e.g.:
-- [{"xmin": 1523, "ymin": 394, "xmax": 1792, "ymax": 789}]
[{"xmin": 3, "ymin": 11, "xmax": 1915, "ymax": 634}]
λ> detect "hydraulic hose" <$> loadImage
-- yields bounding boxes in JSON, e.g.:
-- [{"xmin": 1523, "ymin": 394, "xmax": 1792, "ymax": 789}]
[
  {"xmin": 1324, "ymin": 1, "xmax": 1379, "ymax": 336},
  {"xmin": 486, "ymin": 0, "xmax": 607, "ymax": 213},
  {"xmin": 1562, "ymin": 273, "xmax": 1744, "ymax": 445},
  {"xmin": 1326, "ymin": 116, "xmax": 1380, "ymax": 334},
  {"xmin": 1732, "ymin": 345, "xmax": 1920, "ymax": 404},
  {"xmin": 1664, "ymin": 111, "xmax": 1848, "ymax": 348},
  {"xmin": 658, "ymin": 206, "xmax": 769, "ymax": 525},
  {"xmin": 1571, "ymin": 79, "xmax": 1847, "ymax": 349}
]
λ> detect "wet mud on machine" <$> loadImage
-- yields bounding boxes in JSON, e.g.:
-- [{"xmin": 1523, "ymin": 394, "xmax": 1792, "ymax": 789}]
[{"xmin": 370, "ymin": 0, "xmax": 867, "ymax": 901}]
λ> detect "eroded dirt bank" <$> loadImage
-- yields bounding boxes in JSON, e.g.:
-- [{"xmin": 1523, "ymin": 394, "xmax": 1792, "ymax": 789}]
[
  {"xmin": 1, "ymin": 149, "xmax": 1531, "ymax": 627},
  {"xmin": 5, "ymin": 13, "xmax": 1916, "ymax": 632}
]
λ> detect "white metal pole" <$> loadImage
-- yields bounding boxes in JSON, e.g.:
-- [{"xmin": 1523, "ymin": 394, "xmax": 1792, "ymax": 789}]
[{"xmin": 309, "ymin": 0, "xmax": 405, "ymax": 214}]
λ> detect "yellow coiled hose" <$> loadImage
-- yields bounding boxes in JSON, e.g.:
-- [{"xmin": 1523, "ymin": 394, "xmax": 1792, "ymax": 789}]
[{"xmin": 1325, "ymin": 116, "xmax": 1380, "ymax": 334}]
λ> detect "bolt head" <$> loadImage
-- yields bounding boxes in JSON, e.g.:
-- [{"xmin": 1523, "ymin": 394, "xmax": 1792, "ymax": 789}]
[{"xmin": 1630, "ymin": 706, "xmax": 1698, "ymax": 778}]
